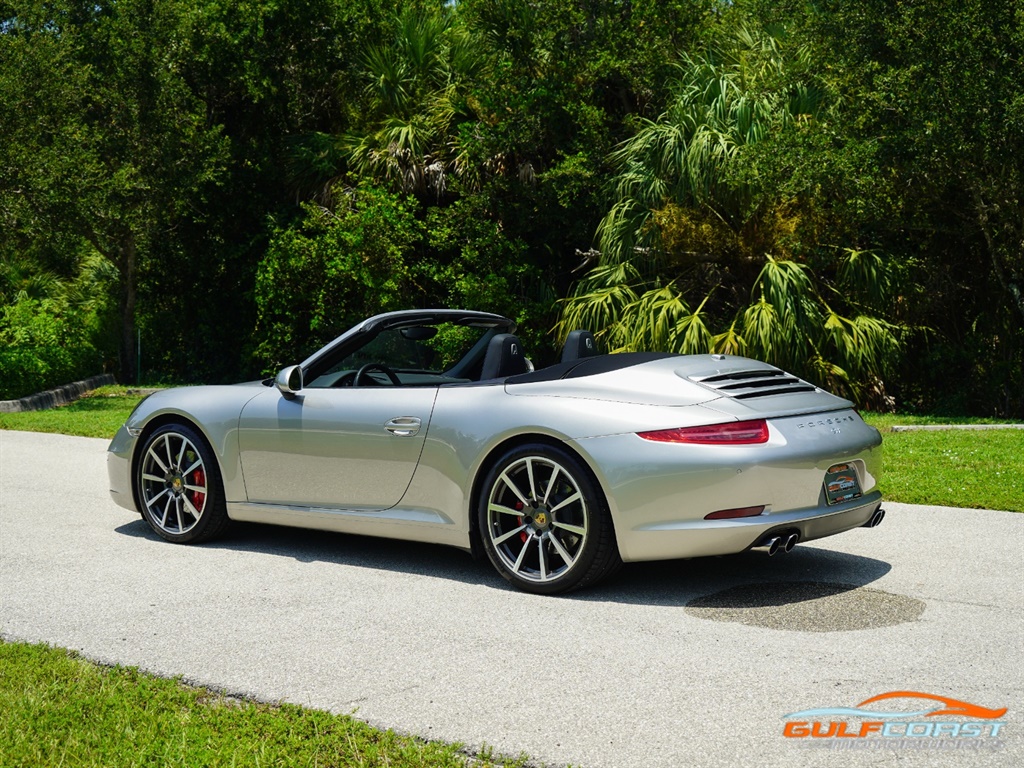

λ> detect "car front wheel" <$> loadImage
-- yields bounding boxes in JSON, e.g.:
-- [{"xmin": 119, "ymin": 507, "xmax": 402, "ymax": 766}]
[
  {"xmin": 478, "ymin": 444, "xmax": 621, "ymax": 594},
  {"xmin": 136, "ymin": 424, "xmax": 229, "ymax": 543}
]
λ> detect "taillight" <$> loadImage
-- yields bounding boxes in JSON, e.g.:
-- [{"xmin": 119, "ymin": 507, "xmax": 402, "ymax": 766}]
[{"xmin": 637, "ymin": 419, "xmax": 769, "ymax": 445}]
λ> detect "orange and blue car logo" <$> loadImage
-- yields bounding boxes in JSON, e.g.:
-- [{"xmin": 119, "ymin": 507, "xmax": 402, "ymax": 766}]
[{"xmin": 783, "ymin": 691, "xmax": 1007, "ymax": 744}]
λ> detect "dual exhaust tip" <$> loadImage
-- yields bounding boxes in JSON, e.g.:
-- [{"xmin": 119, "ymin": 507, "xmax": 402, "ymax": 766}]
[
  {"xmin": 753, "ymin": 507, "xmax": 887, "ymax": 556},
  {"xmin": 752, "ymin": 532, "xmax": 799, "ymax": 557}
]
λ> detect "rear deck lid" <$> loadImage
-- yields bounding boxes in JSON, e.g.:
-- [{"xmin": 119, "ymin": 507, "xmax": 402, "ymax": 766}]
[{"xmin": 507, "ymin": 353, "xmax": 853, "ymax": 416}]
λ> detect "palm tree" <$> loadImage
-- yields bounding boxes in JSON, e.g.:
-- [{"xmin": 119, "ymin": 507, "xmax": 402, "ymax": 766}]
[
  {"xmin": 557, "ymin": 25, "xmax": 901, "ymax": 405},
  {"xmin": 597, "ymin": 24, "xmax": 823, "ymax": 264},
  {"xmin": 290, "ymin": 7, "xmax": 485, "ymax": 202}
]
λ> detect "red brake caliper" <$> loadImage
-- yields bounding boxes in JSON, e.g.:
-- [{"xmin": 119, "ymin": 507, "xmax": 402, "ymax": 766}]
[
  {"xmin": 190, "ymin": 468, "xmax": 206, "ymax": 513},
  {"xmin": 515, "ymin": 500, "xmax": 528, "ymax": 542}
]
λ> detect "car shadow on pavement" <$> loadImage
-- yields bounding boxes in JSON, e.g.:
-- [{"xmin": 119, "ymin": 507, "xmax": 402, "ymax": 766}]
[
  {"xmin": 583, "ymin": 546, "xmax": 893, "ymax": 607},
  {"xmin": 116, "ymin": 517, "xmax": 893, "ymax": 611},
  {"xmin": 114, "ymin": 518, "xmax": 509, "ymax": 589}
]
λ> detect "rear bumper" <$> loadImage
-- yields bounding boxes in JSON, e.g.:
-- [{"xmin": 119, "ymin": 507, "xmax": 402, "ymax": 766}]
[
  {"xmin": 616, "ymin": 491, "xmax": 882, "ymax": 562},
  {"xmin": 571, "ymin": 408, "xmax": 883, "ymax": 562}
]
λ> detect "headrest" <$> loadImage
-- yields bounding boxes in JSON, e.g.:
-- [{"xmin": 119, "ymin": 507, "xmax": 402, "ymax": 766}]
[
  {"xmin": 560, "ymin": 329, "xmax": 599, "ymax": 363},
  {"xmin": 480, "ymin": 333, "xmax": 529, "ymax": 380}
]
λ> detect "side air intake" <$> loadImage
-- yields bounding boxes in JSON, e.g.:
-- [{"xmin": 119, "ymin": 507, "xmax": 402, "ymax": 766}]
[{"xmin": 690, "ymin": 368, "xmax": 818, "ymax": 400}]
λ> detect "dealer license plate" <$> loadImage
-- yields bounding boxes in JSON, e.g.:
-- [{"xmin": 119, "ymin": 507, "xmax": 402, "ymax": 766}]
[{"xmin": 824, "ymin": 463, "xmax": 862, "ymax": 505}]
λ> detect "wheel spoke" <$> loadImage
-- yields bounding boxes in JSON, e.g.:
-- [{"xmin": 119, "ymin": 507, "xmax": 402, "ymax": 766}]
[
  {"xmin": 525, "ymin": 458, "xmax": 538, "ymax": 501},
  {"xmin": 142, "ymin": 473, "xmax": 165, "ymax": 483},
  {"xmin": 542, "ymin": 466, "xmax": 560, "ymax": 504},
  {"xmin": 493, "ymin": 523, "xmax": 529, "ymax": 546},
  {"xmin": 552, "ymin": 520, "xmax": 586, "ymax": 536},
  {"xmin": 547, "ymin": 530, "xmax": 575, "ymax": 565},
  {"xmin": 175, "ymin": 438, "xmax": 187, "ymax": 471},
  {"xmin": 182, "ymin": 458, "xmax": 203, "ymax": 476},
  {"xmin": 147, "ymin": 447, "xmax": 169, "ymax": 473},
  {"xmin": 549, "ymin": 491, "xmax": 582, "ymax": 514},
  {"xmin": 175, "ymin": 497, "xmax": 185, "ymax": 532},
  {"xmin": 183, "ymin": 494, "xmax": 203, "ymax": 519},
  {"xmin": 163, "ymin": 434, "xmax": 174, "ymax": 470},
  {"xmin": 489, "ymin": 502, "xmax": 521, "ymax": 517},
  {"xmin": 183, "ymin": 483, "xmax": 206, "ymax": 494},
  {"xmin": 538, "ymin": 536, "xmax": 548, "ymax": 580},
  {"xmin": 512, "ymin": 536, "xmax": 531, "ymax": 573},
  {"xmin": 145, "ymin": 487, "xmax": 170, "ymax": 507},
  {"xmin": 498, "ymin": 471, "xmax": 530, "ymax": 508},
  {"xmin": 160, "ymin": 496, "xmax": 172, "ymax": 527}
]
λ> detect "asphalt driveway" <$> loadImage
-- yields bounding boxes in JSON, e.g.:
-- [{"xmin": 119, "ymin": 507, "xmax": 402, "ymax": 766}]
[{"xmin": 1, "ymin": 429, "xmax": 1021, "ymax": 767}]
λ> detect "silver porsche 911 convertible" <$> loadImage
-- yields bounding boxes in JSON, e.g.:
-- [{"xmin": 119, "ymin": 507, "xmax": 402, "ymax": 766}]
[{"xmin": 107, "ymin": 309, "xmax": 884, "ymax": 594}]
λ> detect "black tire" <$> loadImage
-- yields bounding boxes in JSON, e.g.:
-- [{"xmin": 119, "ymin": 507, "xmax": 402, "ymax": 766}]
[
  {"xmin": 136, "ymin": 423, "xmax": 230, "ymax": 544},
  {"xmin": 477, "ymin": 443, "xmax": 621, "ymax": 594}
]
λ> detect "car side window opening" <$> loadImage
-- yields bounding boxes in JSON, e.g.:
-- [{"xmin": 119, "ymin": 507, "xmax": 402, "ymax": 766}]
[{"xmin": 306, "ymin": 323, "xmax": 501, "ymax": 387}]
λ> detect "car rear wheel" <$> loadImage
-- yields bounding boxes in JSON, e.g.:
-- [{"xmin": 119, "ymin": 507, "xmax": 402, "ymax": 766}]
[
  {"xmin": 136, "ymin": 424, "xmax": 229, "ymax": 543},
  {"xmin": 478, "ymin": 444, "xmax": 621, "ymax": 594}
]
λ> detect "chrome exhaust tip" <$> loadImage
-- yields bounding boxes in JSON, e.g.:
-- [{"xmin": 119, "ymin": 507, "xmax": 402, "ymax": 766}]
[
  {"xmin": 752, "ymin": 536, "xmax": 782, "ymax": 556},
  {"xmin": 863, "ymin": 507, "xmax": 886, "ymax": 528},
  {"xmin": 783, "ymin": 533, "xmax": 799, "ymax": 553}
]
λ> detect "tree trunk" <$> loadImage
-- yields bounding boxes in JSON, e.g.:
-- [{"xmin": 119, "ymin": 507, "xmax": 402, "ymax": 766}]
[
  {"xmin": 973, "ymin": 189, "xmax": 1024, "ymax": 325},
  {"xmin": 117, "ymin": 236, "xmax": 138, "ymax": 384}
]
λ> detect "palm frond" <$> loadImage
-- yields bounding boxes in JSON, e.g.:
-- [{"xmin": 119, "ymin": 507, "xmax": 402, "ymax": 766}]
[
  {"xmin": 673, "ymin": 292, "xmax": 714, "ymax": 354},
  {"xmin": 711, "ymin": 317, "xmax": 747, "ymax": 356},
  {"xmin": 837, "ymin": 248, "xmax": 892, "ymax": 308},
  {"xmin": 555, "ymin": 265, "xmax": 642, "ymax": 351}
]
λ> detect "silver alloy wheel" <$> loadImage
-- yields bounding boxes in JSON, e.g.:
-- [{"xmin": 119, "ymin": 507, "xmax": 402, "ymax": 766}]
[
  {"xmin": 485, "ymin": 455, "xmax": 589, "ymax": 583},
  {"xmin": 139, "ymin": 430, "xmax": 209, "ymax": 536}
]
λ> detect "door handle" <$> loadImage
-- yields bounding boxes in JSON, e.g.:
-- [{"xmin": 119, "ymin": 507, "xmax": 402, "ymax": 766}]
[{"xmin": 384, "ymin": 416, "xmax": 421, "ymax": 437}]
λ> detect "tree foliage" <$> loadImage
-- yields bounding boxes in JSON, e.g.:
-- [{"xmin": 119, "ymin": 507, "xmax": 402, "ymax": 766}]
[
  {"xmin": 0, "ymin": 0, "xmax": 1020, "ymax": 414},
  {"xmin": 253, "ymin": 185, "xmax": 422, "ymax": 370},
  {"xmin": 557, "ymin": 23, "xmax": 902, "ymax": 404}
]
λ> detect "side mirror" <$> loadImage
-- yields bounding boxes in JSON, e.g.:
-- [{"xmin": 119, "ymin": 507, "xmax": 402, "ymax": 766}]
[{"xmin": 275, "ymin": 365, "xmax": 303, "ymax": 398}]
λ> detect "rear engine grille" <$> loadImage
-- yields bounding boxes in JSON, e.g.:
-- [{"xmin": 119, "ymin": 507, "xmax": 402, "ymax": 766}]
[{"xmin": 690, "ymin": 368, "xmax": 818, "ymax": 399}]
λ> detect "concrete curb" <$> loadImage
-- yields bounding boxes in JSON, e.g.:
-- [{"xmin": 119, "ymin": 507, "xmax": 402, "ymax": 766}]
[
  {"xmin": 891, "ymin": 423, "xmax": 1024, "ymax": 431},
  {"xmin": 0, "ymin": 373, "xmax": 117, "ymax": 413}
]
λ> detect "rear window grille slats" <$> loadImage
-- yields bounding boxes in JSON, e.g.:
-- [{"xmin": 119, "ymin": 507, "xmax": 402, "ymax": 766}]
[{"xmin": 690, "ymin": 368, "xmax": 818, "ymax": 399}]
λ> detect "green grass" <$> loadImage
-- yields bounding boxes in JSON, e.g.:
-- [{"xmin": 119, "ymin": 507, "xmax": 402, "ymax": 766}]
[
  {"xmin": 0, "ymin": 641, "xmax": 524, "ymax": 768},
  {"xmin": 0, "ymin": 386, "xmax": 148, "ymax": 439},
  {"xmin": 862, "ymin": 413, "xmax": 1024, "ymax": 512}
]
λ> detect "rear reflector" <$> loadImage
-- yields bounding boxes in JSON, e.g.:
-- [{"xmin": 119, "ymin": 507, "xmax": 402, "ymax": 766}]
[
  {"xmin": 704, "ymin": 505, "xmax": 766, "ymax": 520},
  {"xmin": 638, "ymin": 419, "xmax": 769, "ymax": 444}
]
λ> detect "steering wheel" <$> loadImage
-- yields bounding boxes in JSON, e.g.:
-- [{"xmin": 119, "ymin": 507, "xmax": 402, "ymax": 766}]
[{"xmin": 355, "ymin": 362, "xmax": 401, "ymax": 386}]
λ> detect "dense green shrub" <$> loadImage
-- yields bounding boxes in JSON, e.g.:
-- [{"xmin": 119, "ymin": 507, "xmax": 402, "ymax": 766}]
[
  {"xmin": 252, "ymin": 185, "xmax": 424, "ymax": 372},
  {"xmin": 0, "ymin": 345, "xmax": 101, "ymax": 401},
  {"xmin": 0, "ymin": 294, "xmax": 103, "ymax": 400}
]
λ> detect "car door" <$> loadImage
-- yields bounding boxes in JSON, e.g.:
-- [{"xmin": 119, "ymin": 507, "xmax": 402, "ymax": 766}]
[{"xmin": 236, "ymin": 386, "xmax": 437, "ymax": 510}]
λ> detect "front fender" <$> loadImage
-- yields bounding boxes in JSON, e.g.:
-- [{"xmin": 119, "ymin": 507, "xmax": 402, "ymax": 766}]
[{"xmin": 120, "ymin": 384, "xmax": 267, "ymax": 502}]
